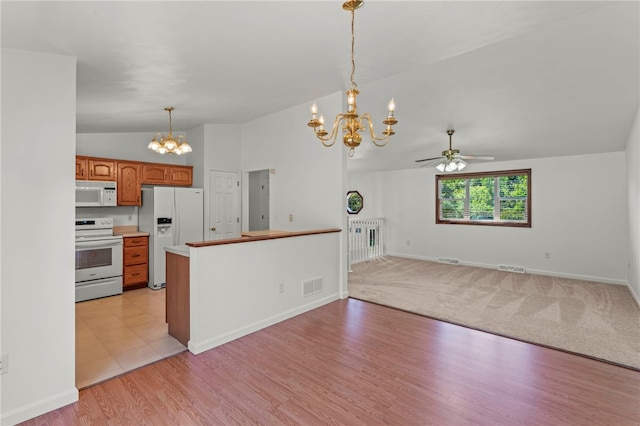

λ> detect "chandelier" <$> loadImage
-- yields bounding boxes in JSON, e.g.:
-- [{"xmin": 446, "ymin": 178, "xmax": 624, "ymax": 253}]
[
  {"xmin": 148, "ymin": 107, "xmax": 192, "ymax": 155},
  {"xmin": 307, "ymin": 0, "xmax": 398, "ymax": 157}
]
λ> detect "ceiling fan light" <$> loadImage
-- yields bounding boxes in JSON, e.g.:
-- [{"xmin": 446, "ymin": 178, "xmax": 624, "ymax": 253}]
[
  {"xmin": 436, "ymin": 163, "xmax": 446, "ymax": 172},
  {"xmin": 457, "ymin": 159, "xmax": 467, "ymax": 170},
  {"xmin": 445, "ymin": 161, "xmax": 457, "ymax": 172}
]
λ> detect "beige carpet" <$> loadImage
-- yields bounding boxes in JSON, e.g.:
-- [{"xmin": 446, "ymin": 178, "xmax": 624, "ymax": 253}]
[{"xmin": 349, "ymin": 256, "xmax": 640, "ymax": 370}]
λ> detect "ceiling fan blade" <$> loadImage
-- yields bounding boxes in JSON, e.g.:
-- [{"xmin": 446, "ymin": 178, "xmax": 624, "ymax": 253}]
[
  {"xmin": 415, "ymin": 156, "xmax": 443, "ymax": 163},
  {"xmin": 457, "ymin": 154, "xmax": 495, "ymax": 161}
]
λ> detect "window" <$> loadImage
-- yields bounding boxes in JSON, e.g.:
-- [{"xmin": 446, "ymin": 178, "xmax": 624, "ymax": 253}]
[{"xmin": 436, "ymin": 169, "xmax": 531, "ymax": 227}]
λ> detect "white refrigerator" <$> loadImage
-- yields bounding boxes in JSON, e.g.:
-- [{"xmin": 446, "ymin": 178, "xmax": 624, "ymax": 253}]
[{"xmin": 139, "ymin": 186, "xmax": 204, "ymax": 289}]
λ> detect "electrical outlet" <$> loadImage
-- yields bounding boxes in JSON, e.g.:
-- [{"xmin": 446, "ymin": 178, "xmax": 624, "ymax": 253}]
[
  {"xmin": 544, "ymin": 252, "xmax": 551, "ymax": 259},
  {"xmin": 406, "ymin": 240, "xmax": 411, "ymax": 246},
  {"xmin": 289, "ymin": 214, "xmax": 293, "ymax": 222},
  {"xmin": 278, "ymin": 282, "xmax": 285, "ymax": 294}
]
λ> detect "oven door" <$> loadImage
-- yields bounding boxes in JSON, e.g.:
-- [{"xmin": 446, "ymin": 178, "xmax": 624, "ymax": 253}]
[{"xmin": 75, "ymin": 238, "xmax": 123, "ymax": 283}]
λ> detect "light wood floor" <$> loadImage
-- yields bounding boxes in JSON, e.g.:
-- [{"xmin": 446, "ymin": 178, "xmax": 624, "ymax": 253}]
[
  {"xmin": 76, "ymin": 287, "xmax": 186, "ymax": 389},
  {"xmin": 28, "ymin": 298, "xmax": 639, "ymax": 425}
]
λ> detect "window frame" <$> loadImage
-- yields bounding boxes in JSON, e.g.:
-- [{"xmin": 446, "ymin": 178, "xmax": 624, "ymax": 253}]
[{"xmin": 435, "ymin": 168, "xmax": 531, "ymax": 228}]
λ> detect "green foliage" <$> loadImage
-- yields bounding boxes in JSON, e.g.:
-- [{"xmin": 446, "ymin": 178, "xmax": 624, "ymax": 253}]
[{"xmin": 439, "ymin": 173, "xmax": 528, "ymax": 222}]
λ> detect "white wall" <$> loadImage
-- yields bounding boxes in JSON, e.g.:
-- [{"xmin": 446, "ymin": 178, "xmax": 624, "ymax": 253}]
[
  {"xmin": 188, "ymin": 232, "xmax": 341, "ymax": 354},
  {"xmin": 77, "ymin": 132, "xmax": 189, "ymax": 165},
  {"xmin": 1, "ymin": 48, "xmax": 78, "ymax": 424},
  {"xmin": 349, "ymin": 151, "xmax": 629, "ymax": 284},
  {"xmin": 186, "ymin": 125, "xmax": 205, "ymax": 188},
  {"xmin": 199, "ymin": 124, "xmax": 242, "ymax": 237},
  {"xmin": 626, "ymin": 107, "xmax": 640, "ymax": 303},
  {"xmin": 241, "ymin": 93, "xmax": 344, "ymax": 231}
]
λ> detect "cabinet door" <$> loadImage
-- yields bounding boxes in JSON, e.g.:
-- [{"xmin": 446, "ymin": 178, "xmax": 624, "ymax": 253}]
[
  {"xmin": 88, "ymin": 159, "xmax": 117, "ymax": 181},
  {"xmin": 142, "ymin": 164, "xmax": 168, "ymax": 184},
  {"xmin": 124, "ymin": 245, "xmax": 148, "ymax": 266},
  {"xmin": 117, "ymin": 162, "xmax": 142, "ymax": 206},
  {"xmin": 169, "ymin": 166, "xmax": 193, "ymax": 186},
  {"xmin": 76, "ymin": 157, "xmax": 88, "ymax": 179},
  {"xmin": 124, "ymin": 264, "xmax": 148, "ymax": 286}
]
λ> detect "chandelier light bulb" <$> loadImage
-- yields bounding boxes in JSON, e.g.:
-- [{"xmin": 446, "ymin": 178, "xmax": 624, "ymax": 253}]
[
  {"xmin": 388, "ymin": 98, "xmax": 395, "ymax": 112},
  {"xmin": 311, "ymin": 102, "xmax": 318, "ymax": 115}
]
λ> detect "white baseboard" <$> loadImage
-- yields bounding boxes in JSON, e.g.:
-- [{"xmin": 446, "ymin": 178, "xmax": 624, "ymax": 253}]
[
  {"xmin": 188, "ymin": 293, "xmax": 340, "ymax": 355},
  {"xmin": 385, "ymin": 252, "xmax": 628, "ymax": 286},
  {"xmin": 1, "ymin": 387, "xmax": 78, "ymax": 426},
  {"xmin": 627, "ymin": 284, "xmax": 640, "ymax": 309}
]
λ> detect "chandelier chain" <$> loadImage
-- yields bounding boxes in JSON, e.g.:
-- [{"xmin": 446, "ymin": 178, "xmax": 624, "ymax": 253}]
[{"xmin": 350, "ymin": 9, "xmax": 357, "ymax": 90}]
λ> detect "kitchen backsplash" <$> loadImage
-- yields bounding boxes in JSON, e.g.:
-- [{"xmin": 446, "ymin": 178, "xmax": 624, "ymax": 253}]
[{"xmin": 75, "ymin": 206, "xmax": 138, "ymax": 226}]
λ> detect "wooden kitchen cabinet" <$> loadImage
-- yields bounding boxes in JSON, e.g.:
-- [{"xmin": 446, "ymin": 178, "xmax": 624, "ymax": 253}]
[
  {"xmin": 141, "ymin": 164, "xmax": 193, "ymax": 186},
  {"xmin": 168, "ymin": 166, "xmax": 193, "ymax": 186},
  {"xmin": 123, "ymin": 236, "xmax": 148, "ymax": 290},
  {"xmin": 142, "ymin": 164, "xmax": 168, "ymax": 184},
  {"xmin": 76, "ymin": 156, "xmax": 88, "ymax": 179},
  {"xmin": 87, "ymin": 158, "xmax": 117, "ymax": 181},
  {"xmin": 76, "ymin": 155, "xmax": 192, "ymax": 187},
  {"xmin": 117, "ymin": 161, "xmax": 142, "ymax": 206}
]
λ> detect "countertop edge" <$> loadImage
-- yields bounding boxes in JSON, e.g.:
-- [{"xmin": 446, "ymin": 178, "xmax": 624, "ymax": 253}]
[{"xmin": 186, "ymin": 228, "xmax": 341, "ymax": 248}]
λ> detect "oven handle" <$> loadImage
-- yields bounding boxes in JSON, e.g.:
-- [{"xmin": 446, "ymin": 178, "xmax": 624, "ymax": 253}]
[{"xmin": 75, "ymin": 240, "xmax": 122, "ymax": 249}]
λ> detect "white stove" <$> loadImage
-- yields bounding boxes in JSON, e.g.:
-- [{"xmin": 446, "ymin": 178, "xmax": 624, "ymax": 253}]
[{"xmin": 75, "ymin": 217, "xmax": 123, "ymax": 302}]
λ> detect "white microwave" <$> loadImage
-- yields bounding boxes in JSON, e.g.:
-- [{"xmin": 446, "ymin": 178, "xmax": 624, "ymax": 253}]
[{"xmin": 75, "ymin": 180, "xmax": 117, "ymax": 207}]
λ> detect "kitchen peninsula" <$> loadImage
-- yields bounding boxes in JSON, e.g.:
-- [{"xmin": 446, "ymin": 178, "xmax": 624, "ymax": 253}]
[{"xmin": 165, "ymin": 228, "xmax": 343, "ymax": 353}]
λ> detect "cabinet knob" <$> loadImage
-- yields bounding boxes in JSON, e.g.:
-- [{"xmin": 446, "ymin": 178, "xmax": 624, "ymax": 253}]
[{"xmin": 210, "ymin": 226, "xmax": 216, "ymax": 231}]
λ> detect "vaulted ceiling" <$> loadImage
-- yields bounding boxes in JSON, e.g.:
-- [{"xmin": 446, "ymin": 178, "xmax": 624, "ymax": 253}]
[{"xmin": 2, "ymin": 1, "xmax": 638, "ymax": 173}]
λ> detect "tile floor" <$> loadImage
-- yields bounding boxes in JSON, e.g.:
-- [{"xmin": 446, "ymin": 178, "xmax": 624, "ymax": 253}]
[{"xmin": 75, "ymin": 287, "xmax": 187, "ymax": 389}]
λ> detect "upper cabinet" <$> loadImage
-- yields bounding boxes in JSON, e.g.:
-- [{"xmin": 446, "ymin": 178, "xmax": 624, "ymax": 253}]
[
  {"xmin": 88, "ymin": 158, "xmax": 117, "ymax": 181},
  {"xmin": 76, "ymin": 156, "xmax": 117, "ymax": 181},
  {"xmin": 141, "ymin": 164, "xmax": 168, "ymax": 185},
  {"xmin": 168, "ymin": 166, "xmax": 193, "ymax": 186},
  {"xmin": 117, "ymin": 161, "xmax": 142, "ymax": 206},
  {"xmin": 76, "ymin": 157, "xmax": 88, "ymax": 179},
  {"xmin": 141, "ymin": 164, "xmax": 193, "ymax": 186}
]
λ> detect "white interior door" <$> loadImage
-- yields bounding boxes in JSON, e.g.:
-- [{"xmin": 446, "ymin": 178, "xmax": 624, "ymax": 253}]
[{"xmin": 209, "ymin": 170, "xmax": 240, "ymax": 240}]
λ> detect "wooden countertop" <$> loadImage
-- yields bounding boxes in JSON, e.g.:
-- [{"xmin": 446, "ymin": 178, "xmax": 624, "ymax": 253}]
[
  {"xmin": 186, "ymin": 228, "xmax": 341, "ymax": 248},
  {"xmin": 113, "ymin": 225, "xmax": 149, "ymax": 238}
]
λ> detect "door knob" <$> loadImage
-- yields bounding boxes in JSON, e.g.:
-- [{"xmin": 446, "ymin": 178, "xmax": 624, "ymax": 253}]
[{"xmin": 210, "ymin": 226, "xmax": 217, "ymax": 231}]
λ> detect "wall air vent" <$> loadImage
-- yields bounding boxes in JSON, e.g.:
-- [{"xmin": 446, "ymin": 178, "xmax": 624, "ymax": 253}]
[
  {"xmin": 302, "ymin": 278, "xmax": 324, "ymax": 297},
  {"xmin": 498, "ymin": 264, "xmax": 526, "ymax": 274},
  {"xmin": 438, "ymin": 258, "xmax": 459, "ymax": 265}
]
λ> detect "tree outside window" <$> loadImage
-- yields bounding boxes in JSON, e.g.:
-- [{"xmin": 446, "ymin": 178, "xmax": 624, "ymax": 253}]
[{"xmin": 436, "ymin": 169, "xmax": 531, "ymax": 227}]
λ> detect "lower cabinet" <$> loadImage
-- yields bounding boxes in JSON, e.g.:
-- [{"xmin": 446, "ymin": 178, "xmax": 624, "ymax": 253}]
[{"xmin": 123, "ymin": 236, "xmax": 149, "ymax": 290}]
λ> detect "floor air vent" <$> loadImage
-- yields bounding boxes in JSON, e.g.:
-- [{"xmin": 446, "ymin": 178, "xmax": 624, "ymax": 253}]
[
  {"xmin": 438, "ymin": 258, "xmax": 459, "ymax": 265},
  {"xmin": 498, "ymin": 264, "xmax": 526, "ymax": 274},
  {"xmin": 302, "ymin": 278, "xmax": 324, "ymax": 297}
]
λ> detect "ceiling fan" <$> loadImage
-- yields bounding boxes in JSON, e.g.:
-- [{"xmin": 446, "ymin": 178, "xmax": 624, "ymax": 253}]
[{"xmin": 415, "ymin": 130, "xmax": 495, "ymax": 172}]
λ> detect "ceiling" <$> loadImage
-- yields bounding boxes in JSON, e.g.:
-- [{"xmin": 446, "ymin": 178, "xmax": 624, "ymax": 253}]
[{"xmin": 2, "ymin": 1, "xmax": 638, "ymax": 173}]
